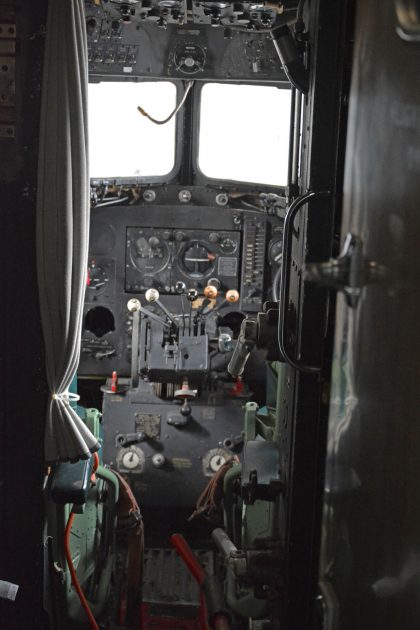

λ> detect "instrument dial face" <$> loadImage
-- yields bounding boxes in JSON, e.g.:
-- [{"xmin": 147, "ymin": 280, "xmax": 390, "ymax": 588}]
[
  {"xmin": 117, "ymin": 446, "xmax": 145, "ymax": 473},
  {"xmin": 174, "ymin": 43, "xmax": 206, "ymax": 74},
  {"xmin": 202, "ymin": 447, "xmax": 230, "ymax": 477},
  {"xmin": 181, "ymin": 241, "xmax": 215, "ymax": 278},
  {"xmin": 220, "ymin": 238, "xmax": 237, "ymax": 254},
  {"xmin": 87, "ymin": 260, "xmax": 109, "ymax": 294},
  {"xmin": 129, "ymin": 232, "xmax": 170, "ymax": 275}
]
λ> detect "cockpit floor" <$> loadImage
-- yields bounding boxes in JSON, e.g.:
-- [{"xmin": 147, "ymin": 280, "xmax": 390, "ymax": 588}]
[{"xmin": 141, "ymin": 548, "xmax": 214, "ymax": 629}]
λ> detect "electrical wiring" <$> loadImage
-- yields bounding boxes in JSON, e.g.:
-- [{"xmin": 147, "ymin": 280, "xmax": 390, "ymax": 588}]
[
  {"xmin": 93, "ymin": 195, "xmax": 129, "ymax": 208},
  {"xmin": 64, "ymin": 453, "xmax": 100, "ymax": 630},
  {"xmin": 188, "ymin": 456, "xmax": 240, "ymax": 522},
  {"xmin": 137, "ymin": 81, "xmax": 194, "ymax": 125}
]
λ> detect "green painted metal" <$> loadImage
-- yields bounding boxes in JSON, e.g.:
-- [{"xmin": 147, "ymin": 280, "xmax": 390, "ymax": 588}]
[
  {"xmin": 46, "ymin": 399, "xmax": 119, "ymax": 625},
  {"xmin": 223, "ymin": 463, "xmax": 241, "ymax": 541},
  {"xmin": 244, "ymin": 401, "xmax": 258, "ymax": 441},
  {"xmin": 220, "ymin": 363, "xmax": 290, "ymax": 619},
  {"xmin": 84, "ymin": 407, "xmax": 102, "ymax": 439},
  {"xmin": 225, "ymin": 565, "xmax": 268, "ymax": 619}
]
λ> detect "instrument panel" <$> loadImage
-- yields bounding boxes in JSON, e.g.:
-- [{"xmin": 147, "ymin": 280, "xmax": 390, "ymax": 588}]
[
  {"xmin": 79, "ymin": 188, "xmax": 281, "ymax": 377},
  {"xmin": 84, "ymin": 1, "xmax": 288, "ymax": 83},
  {"xmin": 101, "ymin": 383, "xmax": 245, "ymax": 508},
  {"xmin": 125, "ymin": 226, "xmax": 241, "ymax": 293}
]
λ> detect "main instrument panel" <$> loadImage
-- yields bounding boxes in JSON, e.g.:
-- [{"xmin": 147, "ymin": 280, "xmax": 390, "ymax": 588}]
[
  {"xmin": 79, "ymin": 186, "xmax": 281, "ymax": 377},
  {"xmin": 80, "ymin": 186, "xmax": 282, "ymax": 509},
  {"xmin": 125, "ymin": 226, "xmax": 241, "ymax": 294}
]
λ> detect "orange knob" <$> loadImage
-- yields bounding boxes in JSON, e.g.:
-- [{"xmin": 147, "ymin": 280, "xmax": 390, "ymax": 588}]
[
  {"xmin": 204, "ymin": 285, "xmax": 218, "ymax": 299},
  {"xmin": 226, "ymin": 289, "xmax": 240, "ymax": 303}
]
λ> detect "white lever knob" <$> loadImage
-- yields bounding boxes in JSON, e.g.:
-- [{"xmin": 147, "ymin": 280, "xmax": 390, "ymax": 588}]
[
  {"xmin": 127, "ymin": 298, "xmax": 141, "ymax": 312},
  {"xmin": 145, "ymin": 288, "xmax": 159, "ymax": 303}
]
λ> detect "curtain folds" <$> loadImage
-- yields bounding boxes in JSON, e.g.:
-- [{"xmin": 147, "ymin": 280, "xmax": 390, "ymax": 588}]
[{"xmin": 37, "ymin": 0, "xmax": 99, "ymax": 462}]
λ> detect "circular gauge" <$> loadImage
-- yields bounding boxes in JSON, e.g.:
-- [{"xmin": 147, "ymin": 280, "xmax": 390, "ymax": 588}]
[
  {"xmin": 268, "ymin": 238, "xmax": 283, "ymax": 266},
  {"xmin": 174, "ymin": 43, "xmax": 206, "ymax": 74},
  {"xmin": 129, "ymin": 234, "xmax": 170, "ymax": 275},
  {"xmin": 209, "ymin": 453, "xmax": 227, "ymax": 472},
  {"xmin": 181, "ymin": 241, "xmax": 215, "ymax": 278},
  {"xmin": 220, "ymin": 238, "xmax": 237, "ymax": 254},
  {"xmin": 202, "ymin": 447, "xmax": 230, "ymax": 477},
  {"xmin": 117, "ymin": 446, "xmax": 145, "ymax": 473},
  {"xmin": 87, "ymin": 261, "xmax": 109, "ymax": 294}
]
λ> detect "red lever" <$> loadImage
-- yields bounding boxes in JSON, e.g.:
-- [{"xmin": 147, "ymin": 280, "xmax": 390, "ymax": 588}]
[
  {"xmin": 111, "ymin": 371, "xmax": 118, "ymax": 393},
  {"xmin": 230, "ymin": 376, "xmax": 244, "ymax": 397}
]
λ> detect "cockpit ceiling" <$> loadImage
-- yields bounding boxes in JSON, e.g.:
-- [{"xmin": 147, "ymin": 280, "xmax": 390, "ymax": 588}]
[{"xmin": 85, "ymin": 0, "xmax": 291, "ymax": 82}]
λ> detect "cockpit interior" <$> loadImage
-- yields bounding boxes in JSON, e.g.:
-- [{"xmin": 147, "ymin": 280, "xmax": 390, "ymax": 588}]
[{"xmin": 2, "ymin": 1, "xmax": 420, "ymax": 629}]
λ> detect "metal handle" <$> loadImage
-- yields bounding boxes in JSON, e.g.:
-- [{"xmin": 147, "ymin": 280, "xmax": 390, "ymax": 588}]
[
  {"xmin": 278, "ymin": 190, "xmax": 331, "ymax": 373},
  {"xmin": 130, "ymin": 309, "xmax": 140, "ymax": 388}
]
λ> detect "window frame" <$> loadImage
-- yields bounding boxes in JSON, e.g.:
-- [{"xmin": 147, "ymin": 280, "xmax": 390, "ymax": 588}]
[
  {"xmin": 88, "ymin": 77, "xmax": 184, "ymax": 185},
  {"xmin": 192, "ymin": 81, "xmax": 292, "ymax": 192}
]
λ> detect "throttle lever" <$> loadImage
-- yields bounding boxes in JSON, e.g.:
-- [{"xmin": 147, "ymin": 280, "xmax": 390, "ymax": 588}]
[{"xmin": 227, "ymin": 318, "xmax": 257, "ymax": 377}]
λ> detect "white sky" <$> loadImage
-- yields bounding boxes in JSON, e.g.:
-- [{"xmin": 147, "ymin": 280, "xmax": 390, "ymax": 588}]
[
  {"xmin": 199, "ymin": 83, "xmax": 291, "ymax": 186},
  {"xmin": 88, "ymin": 81, "xmax": 291, "ymax": 186},
  {"xmin": 88, "ymin": 81, "xmax": 177, "ymax": 178}
]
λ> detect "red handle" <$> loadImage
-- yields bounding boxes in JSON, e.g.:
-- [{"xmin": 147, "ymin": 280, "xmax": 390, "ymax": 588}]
[{"xmin": 170, "ymin": 533, "xmax": 206, "ymax": 586}]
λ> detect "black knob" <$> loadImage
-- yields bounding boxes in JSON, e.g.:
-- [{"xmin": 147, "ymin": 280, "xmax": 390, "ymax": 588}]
[
  {"xmin": 209, "ymin": 232, "xmax": 220, "ymax": 243},
  {"xmin": 175, "ymin": 281, "xmax": 187, "ymax": 294},
  {"xmin": 175, "ymin": 231, "xmax": 186, "ymax": 242},
  {"xmin": 180, "ymin": 403, "xmax": 191, "ymax": 417},
  {"xmin": 187, "ymin": 288, "xmax": 198, "ymax": 302}
]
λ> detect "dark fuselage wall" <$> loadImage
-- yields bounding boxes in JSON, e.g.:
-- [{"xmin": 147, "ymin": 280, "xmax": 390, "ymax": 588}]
[{"xmin": 0, "ymin": 2, "xmax": 49, "ymax": 629}]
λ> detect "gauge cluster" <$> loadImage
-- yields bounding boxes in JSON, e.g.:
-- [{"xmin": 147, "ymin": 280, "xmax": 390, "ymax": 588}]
[
  {"xmin": 125, "ymin": 226, "xmax": 241, "ymax": 294},
  {"xmin": 84, "ymin": 1, "xmax": 287, "ymax": 83}
]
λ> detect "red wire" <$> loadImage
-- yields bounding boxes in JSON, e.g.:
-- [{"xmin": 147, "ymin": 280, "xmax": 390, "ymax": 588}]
[
  {"xmin": 64, "ymin": 453, "xmax": 100, "ymax": 630},
  {"xmin": 170, "ymin": 534, "xmax": 206, "ymax": 586},
  {"xmin": 170, "ymin": 534, "xmax": 209, "ymax": 629}
]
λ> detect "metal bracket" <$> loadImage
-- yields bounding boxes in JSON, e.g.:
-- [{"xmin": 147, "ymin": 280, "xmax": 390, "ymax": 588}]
[
  {"xmin": 305, "ymin": 233, "xmax": 388, "ymax": 308},
  {"xmin": 395, "ymin": 0, "xmax": 420, "ymax": 41},
  {"xmin": 278, "ymin": 190, "xmax": 331, "ymax": 374}
]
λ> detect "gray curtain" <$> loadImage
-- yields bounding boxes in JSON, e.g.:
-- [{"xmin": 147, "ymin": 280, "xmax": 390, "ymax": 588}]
[{"xmin": 37, "ymin": 0, "xmax": 99, "ymax": 462}]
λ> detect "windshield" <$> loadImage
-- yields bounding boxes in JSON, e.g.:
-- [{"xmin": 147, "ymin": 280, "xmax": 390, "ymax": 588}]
[
  {"xmin": 88, "ymin": 81, "xmax": 177, "ymax": 179},
  {"xmin": 198, "ymin": 83, "xmax": 291, "ymax": 187}
]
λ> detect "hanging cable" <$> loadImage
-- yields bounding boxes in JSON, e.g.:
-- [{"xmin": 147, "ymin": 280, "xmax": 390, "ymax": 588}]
[
  {"xmin": 64, "ymin": 453, "xmax": 100, "ymax": 630},
  {"xmin": 137, "ymin": 81, "xmax": 194, "ymax": 125}
]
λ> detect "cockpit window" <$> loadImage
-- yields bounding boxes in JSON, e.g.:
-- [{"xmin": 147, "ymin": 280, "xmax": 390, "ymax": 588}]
[
  {"xmin": 198, "ymin": 83, "xmax": 291, "ymax": 187},
  {"xmin": 88, "ymin": 81, "xmax": 177, "ymax": 179}
]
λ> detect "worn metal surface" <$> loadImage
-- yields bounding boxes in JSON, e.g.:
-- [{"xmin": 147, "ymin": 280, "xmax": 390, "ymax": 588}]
[
  {"xmin": 275, "ymin": 1, "xmax": 352, "ymax": 627},
  {"xmin": 143, "ymin": 548, "xmax": 213, "ymax": 605},
  {"xmin": 319, "ymin": 1, "xmax": 420, "ymax": 628}
]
